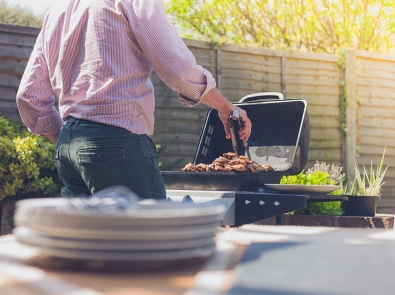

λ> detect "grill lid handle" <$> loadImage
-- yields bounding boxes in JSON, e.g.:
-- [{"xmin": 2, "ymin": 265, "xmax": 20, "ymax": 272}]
[{"xmin": 239, "ymin": 92, "xmax": 284, "ymax": 103}]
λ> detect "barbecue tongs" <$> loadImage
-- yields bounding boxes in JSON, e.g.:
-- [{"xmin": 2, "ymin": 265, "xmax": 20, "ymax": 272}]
[{"xmin": 228, "ymin": 110, "xmax": 251, "ymax": 160}]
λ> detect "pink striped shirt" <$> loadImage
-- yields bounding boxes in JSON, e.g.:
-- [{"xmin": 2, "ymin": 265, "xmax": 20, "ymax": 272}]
[{"xmin": 16, "ymin": 0, "xmax": 216, "ymax": 136}]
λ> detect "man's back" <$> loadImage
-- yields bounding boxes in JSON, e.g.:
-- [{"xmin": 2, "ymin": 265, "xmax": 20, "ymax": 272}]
[
  {"xmin": 16, "ymin": 0, "xmax": 252, "ymax": 200},
  {"xmin": 42, "ymin": 0, "xmax": 153, "ymax": 126},
  {"xmin": 17, "ymin": 0, "xmax": 214, "ymax": 136}
]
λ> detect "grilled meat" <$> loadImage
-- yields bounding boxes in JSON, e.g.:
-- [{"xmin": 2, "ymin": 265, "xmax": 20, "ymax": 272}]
[
  {"xmin": 230, "ymin": 164, "xmax": 247, "ymax": 171},
  {"xmin": 223, "ymin": 152, "xmax": 238, "ymax": 159},
  {"xmin": 262, "ymin": 164, "xmax": 275, "ymax": 172},
  {"xmin": 182, "ymin": 163, "xmax": 196, "ymax": 171},
  {"xmin": 195, "ymin": 163, "xmax": 208, "ymax": 171},
  {"xmin": 246, "ymin": 163, "xmax": 264, "ymax": 172},
  {"xmin": 213, "ymin": 156, "xmax": 229, "ymax": 166},
  {"xmin": 182, "ymin": 153, "xmax": 274, "ymax": 172},
  {"xmin": 229, "ymin": 157, "xmax": 251, "ymax": 166}
]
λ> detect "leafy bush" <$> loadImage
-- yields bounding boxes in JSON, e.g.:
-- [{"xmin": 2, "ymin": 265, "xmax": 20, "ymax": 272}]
[
  {"xmin": 306, "ymin": 161, "xmax": 345, "ymax": 185},
  {"xmin": 0, "ymin": 116, "xmax": 60, "ymax": 200},
  {"xmin": 167, "ymin": 0, "xmax": 395, "ymax": 55},
  {"xmin": 155, "ymin": 136, "xmax": 184, "ymax": 171},
  {"xmin": 0, "ymin": 1, "xmax": 43, "ymax": 27},
  {"xmin": 280, "ymin": 162, "xmax": 345, "ymax": 216},
  {"xmin": 300, "ymin": 201, "xmax": 344, "ymax": 216}
]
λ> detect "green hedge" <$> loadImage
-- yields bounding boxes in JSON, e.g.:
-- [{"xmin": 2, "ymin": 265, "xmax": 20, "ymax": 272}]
[{"xmin": 0, "ymin": 116, "xmax": 60, "ymax": 200}]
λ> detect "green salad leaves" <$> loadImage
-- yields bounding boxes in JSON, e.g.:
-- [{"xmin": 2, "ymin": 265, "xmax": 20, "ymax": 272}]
[{"xmin": 280, "ymin": 162, "xmax": 344, "ymax": 216}]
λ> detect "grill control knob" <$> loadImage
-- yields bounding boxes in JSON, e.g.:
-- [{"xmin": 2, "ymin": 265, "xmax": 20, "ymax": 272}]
[
  {"xmin": 245, "ymin": 200, "xmax": 250, "ymax": 205},
  {"xmin": 274, "ymin": 201, "xmax": 280, "ymax": 206},
  {"xmin": 259, "ymin": 201, "xmax": 265, "ymax": 205}
]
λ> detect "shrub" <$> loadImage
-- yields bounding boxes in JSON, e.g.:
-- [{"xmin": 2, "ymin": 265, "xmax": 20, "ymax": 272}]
[
  {"xmin": 0, "ymin": 116, "xmax": 60, "ymax": 200},
  {"xmin": 280, "ymin": 162, "xmax": 345, "ymax": 216},
  {"xmin": 0, "ymin": 1, "xmax": 43, "ymax": 27},
  {"xmin": 155, "ymin": 136, "xmax": 184, "ymax": 171}
]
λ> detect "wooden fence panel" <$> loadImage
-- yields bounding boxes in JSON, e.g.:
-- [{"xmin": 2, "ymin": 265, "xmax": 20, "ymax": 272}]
[
  {"xmin": 285, "ymin": 55, "xmax": 343, "ymax": 170},
  {"xmin": 219, "ymin": 49, "xmax": 283, "ymax": 101},
  {"xmin": 354, "ymin": 53, "xmax": 395, "ymax": 214},
  {"xmin": 0, "ymin": 24, "xmax": 39, "ymax": 120},
  {"xmin": 3, "ymin": 23, "xmax": 394, "ymax": 213}
]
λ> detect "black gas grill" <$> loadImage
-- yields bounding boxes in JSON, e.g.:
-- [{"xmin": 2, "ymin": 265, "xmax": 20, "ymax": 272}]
[{"xmin": 162, "ymin": 93, "xmax": 312, "ymax": 226}]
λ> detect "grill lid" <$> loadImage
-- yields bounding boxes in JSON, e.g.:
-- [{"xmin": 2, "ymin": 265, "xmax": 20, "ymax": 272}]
[
  {"xmin": 161, "ymin": 93, "xmax": 310, "ymax": 192},
  {"xmin": 194, "ymin": 98, "xmax": 309, "ymax": 174}
]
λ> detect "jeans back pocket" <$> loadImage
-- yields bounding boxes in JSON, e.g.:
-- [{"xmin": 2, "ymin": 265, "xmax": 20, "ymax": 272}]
[{"xmin": 78, "ymin": 146, "xmax": 126, "ymax": 165}]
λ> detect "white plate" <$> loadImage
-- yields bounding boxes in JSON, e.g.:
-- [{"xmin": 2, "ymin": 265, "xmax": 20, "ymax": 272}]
[
  {"xmin": 14, "ymin": 221, "xmax": 219, "ymax": 240},
  {"xmin": 16, "ymin": 241, "xmax": 216, "ymax": 261},
  {"xmin": 15, "ymin": 198, "xmax": 225, "ymax": 226},
  {"xmin": 14, "ymin": 207, "xmax": 222, "ymax": 228},
  {"xmin": 14, "ymin": 209, "xmax": 220, "ymax": 229},
  {"xmin": 14, "ymin": 227, "xmax": 215, "ymax": 251},
  {"xmin": 14, "ymin": 213, "xmax": 220, "ymax": 232},
  {"xmin": 264, "ymin": 184, "xmax": 341, "ymax": 194}
]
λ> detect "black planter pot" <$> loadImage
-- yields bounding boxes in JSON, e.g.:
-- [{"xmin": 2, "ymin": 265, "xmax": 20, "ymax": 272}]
[{"xmin": 344, "ymin": 195, "xmax": 380, "ymax": 217}]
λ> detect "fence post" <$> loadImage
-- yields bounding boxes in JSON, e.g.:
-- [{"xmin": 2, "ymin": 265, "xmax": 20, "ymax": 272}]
[
  {"xmin": 345, "ymin": 50, "xmax": 357, "ymax": 179},
  {"xmin": 281, "ymin": 56, "xmax": 286, "ymax": 97},
  {"xmin": 216, "ymin": 49, "xmax": 222, "ymax": 92}
]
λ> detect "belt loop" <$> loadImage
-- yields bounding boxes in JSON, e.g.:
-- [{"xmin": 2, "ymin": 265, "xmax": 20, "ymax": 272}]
[
  {"xmin": 63, "ymin": 116, "xmax": 79, "ymax": 131},
  {"xmin": 146, "ymin": 136, "xmax": 157, "ymax": 157}
]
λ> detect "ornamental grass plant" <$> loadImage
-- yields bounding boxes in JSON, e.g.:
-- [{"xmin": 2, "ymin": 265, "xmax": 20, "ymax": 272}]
[{"xmin": 347, "ymin": 147, "xmax": 387, "ymax": 197}]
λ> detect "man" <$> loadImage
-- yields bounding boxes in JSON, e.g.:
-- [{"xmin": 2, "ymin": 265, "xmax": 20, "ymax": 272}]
[{"xmin": 16, "ymin": 0, "xmax": 252, "ymax": 200}]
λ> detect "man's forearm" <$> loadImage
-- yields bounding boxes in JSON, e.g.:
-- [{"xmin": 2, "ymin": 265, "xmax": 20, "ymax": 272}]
[
  {"xmin": 45, "ymin": 133, "xmax": 59, "ymax": 144},
  {"xmin": 200, "ymin": 87, "xmax": 252, "ymax": 141},
  {"xmin": 200, "ymin": 87, "xmax": 234, "ymax": 114}
]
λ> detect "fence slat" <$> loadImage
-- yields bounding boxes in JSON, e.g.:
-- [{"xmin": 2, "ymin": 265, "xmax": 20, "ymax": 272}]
[
  {"xmin": 0, "ymin": 72, "xmax": 22, "ymax": 88},
  {"xmin": 0, "ymin": 86, "xmax": 17, "ymax": 101},
  {"xmin": 0, "ymin": 57, "xmax": 28, "ymax": 74},
  {"xmin": 0, "ymin": 31, "xmax": 37, "ymax": 47},
  {"xmin": 0, "ymin": 44, "xmax": 33, "ymax": 59}
]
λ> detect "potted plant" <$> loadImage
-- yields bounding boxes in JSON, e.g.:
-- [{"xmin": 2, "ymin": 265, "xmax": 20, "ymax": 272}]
[
  {"xmin": 0, "ymin": 116, "xmax": 61, "ymax": 235},
  {"xmin": 343, "ymin": 148, "xmax": 387, "ymax": 217}
]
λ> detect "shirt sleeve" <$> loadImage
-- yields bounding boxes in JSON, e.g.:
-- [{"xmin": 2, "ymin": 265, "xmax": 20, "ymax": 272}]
[
  {"xmin": 16, "ymin": 30, "xmax": 63, "ymax": 136},
  {"xmin": 126, "ymin": 0, "xmax": 216, "ymax": 107}
]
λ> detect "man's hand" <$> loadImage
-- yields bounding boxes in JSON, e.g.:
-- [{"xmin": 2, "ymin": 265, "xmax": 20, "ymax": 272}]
[
  {"xmin": 45, "ymin": 133, "xmax": 59, "ymax": 144},
  {"xmin": 200, "ymin": 88, "xmax": 252, "ymax": 141},
  {"xmin": 218, "ymin": 106, "xmax": 251, "ymax": 141}
]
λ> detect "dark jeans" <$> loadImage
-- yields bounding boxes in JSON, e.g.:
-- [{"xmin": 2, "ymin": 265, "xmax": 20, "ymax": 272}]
[{"xmin": 55, "ymin": 117, "xmax": 166, "ymax": 200}]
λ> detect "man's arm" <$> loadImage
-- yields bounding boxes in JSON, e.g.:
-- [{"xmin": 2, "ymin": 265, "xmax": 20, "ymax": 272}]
[
  {"xmin": 126, "ymin": 0, "xmax": 252, "ymax": 140},
  {"xmin": 16, "ymin": 29, "xmax": 63, "ymax": 137},
  {"xmin": 45, "ymin": 133, "xmax": 59, "ymax": 144},
  {"xmin": 126, "ymin": 0, "xmax": 216, "ymax": 107},
  {"xmin": 200, "ymin": 88, "xmax": 252, "ymax": 141}
]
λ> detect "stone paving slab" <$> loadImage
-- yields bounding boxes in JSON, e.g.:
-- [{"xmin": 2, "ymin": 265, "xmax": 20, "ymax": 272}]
[
  {"xmin": 254, "ymin": 214, "xmax": 394, "ymax": 229},
  {"xmin": 222, "ymin": 225, "xmax": 395, "ymax": 295}
]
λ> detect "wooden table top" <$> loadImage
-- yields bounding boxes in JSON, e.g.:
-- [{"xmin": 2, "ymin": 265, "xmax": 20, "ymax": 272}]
[
  {"xmin": 0, "ymin": 232, "xmax": 245, "ymax": 295},
  {"xmin": 2, "ymin": 225, "xmax": 395, "ymax": 295}
]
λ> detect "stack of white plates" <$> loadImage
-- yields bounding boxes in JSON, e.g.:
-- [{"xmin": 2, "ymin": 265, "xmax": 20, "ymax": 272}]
[{"xmin": 13, "ymin": 198, "xmax": 225, "ymax": 262}]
